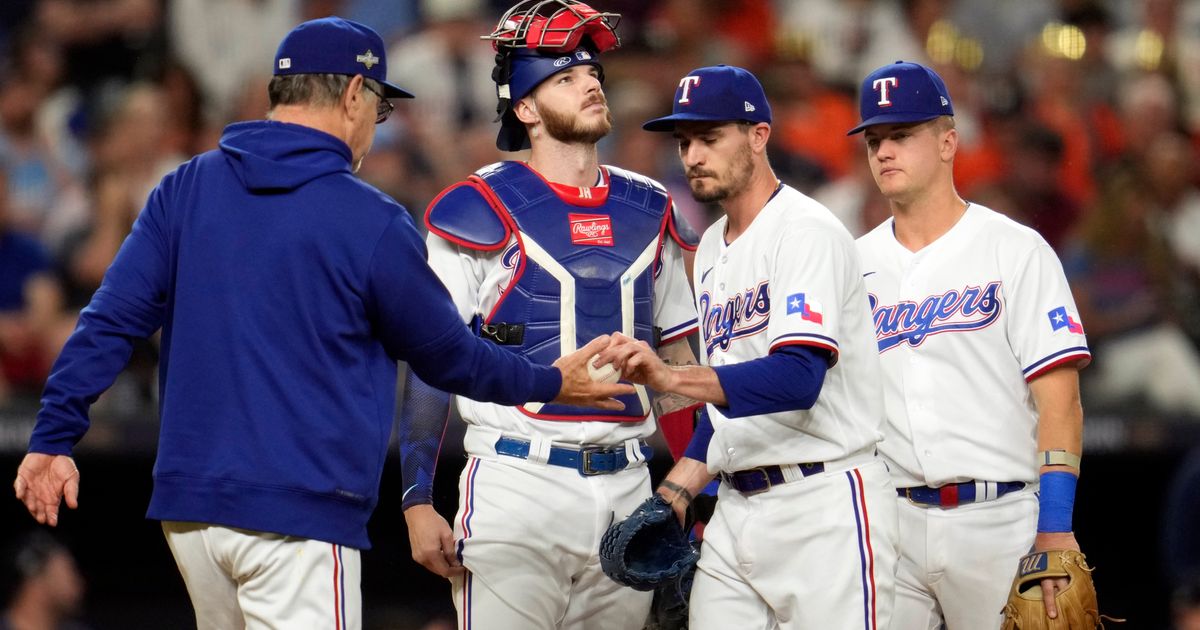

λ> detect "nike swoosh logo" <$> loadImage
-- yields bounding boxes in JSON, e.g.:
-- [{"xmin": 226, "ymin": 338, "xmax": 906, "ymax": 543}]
[
  {"xmin": 701, "ymin": 267, "xmax": 714, "ymax": 284},
  {"xmin": 863, "ymin": 272, "xmax": 877, "ymax": 277}
]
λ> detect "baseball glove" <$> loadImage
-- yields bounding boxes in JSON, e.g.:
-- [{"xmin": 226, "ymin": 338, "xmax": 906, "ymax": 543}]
[
  {"xmin": 644, "ymin": 561, "xmax": 695, "ymax": 630},
  {"xmin": 600, "ymin": 494, "xmax": 699, "ymax": 592},
  {"xmin": 1000, "ymin": 549, "xmax": 1121, "ymax": 629}
]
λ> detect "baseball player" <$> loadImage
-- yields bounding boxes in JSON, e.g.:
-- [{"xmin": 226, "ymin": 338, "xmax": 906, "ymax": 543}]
[
  {"xmin": 396, "ymin": 2, "xmax": 701, "ymax": 628},
  {"xmin": 11, "ymin": 17, "xmax": 632, "ymax": 630},
  {"xmin": 849, "ymin": 61, "xmax": 1093, "ymax": 629},
  {"xmin": 601, "ymin": 64, "xmax": 899, "ymax": 630}
]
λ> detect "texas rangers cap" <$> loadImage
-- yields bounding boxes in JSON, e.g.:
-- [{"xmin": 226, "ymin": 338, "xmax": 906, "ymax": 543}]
[
  {"xmin": 274, "ymin": 17, "xmax": 414, "ymax": 99},
  {"xmin": 642, "ymin": 65, "xmax": 772, "ymax": 132},
  {"xmin": 847, "ymin": 60, "xmax": 953, "ymax": 135}
]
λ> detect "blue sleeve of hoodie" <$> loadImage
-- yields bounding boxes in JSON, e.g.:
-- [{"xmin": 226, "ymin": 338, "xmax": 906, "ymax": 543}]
[
  {"xmin": 367, "ymin": 213, "xmax": 561, "ymax": 404},
  {"xmin": 30, "ymin": 186, "xmax": 172, "ymax": 455},
  {"xmin": 711, "ymin": 344, "xmax": 830, "ymax": 418}
]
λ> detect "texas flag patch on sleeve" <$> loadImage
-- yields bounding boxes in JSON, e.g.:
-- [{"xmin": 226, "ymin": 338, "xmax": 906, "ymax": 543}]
[
  {"xmin": 787, "ymin": 293, "xmax": 823, "ymax": 325},
  {"xmin": 1047, "ymin": 306, "xmax": 1084, "ymax": 334}
]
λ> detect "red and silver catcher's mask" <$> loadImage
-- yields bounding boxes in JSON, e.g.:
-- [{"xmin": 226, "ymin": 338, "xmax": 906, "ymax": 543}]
[{"xmin": 483, "ymin": 0, "xmax": 621, "ymax": 53}]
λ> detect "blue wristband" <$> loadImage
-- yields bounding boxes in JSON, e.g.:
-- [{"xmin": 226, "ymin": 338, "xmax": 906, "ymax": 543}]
[{"xmin": 1037, "ymin": 471, "xmax": 1077, "ymax": 533}]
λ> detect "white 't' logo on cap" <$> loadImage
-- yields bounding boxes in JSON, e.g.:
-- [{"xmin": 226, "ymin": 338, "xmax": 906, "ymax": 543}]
[
  {"xmin": 678, "ymin": 76, "xmax": 702, "ymax": 104},
  {"xmin": 873, "ymin": 77, "xmax": 899, "ymax": 107}
]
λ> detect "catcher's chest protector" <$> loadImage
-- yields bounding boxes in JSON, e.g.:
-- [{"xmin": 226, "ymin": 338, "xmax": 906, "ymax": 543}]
[{"xmin": 477, "ymin": 161, "xmax": 669, "ymax": 420}]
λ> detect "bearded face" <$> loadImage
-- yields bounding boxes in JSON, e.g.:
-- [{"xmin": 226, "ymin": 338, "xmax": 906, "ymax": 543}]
[
  {"xmin": 536, "ymin": 91, "xmax": 613, "ymax": 145},
  {"xmin": 686, "ymin": 137, "xmax": 754, "ymax": 203}
]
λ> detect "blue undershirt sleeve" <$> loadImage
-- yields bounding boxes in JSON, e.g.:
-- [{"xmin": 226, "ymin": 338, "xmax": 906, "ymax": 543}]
[
  {"xmin": 711, "ymin": 344, "xmax": 831, "ymax": 418},
  {"xmin": 397, "ymin": 368, "xmax": 452, "ymax": 510},
  {"xmin": 682, "ymin": 406, "xmax": 714, "ymax": 462},
  {"xmin": 366, "ymin": 213, "xmax": 562, "ymax": 405}
]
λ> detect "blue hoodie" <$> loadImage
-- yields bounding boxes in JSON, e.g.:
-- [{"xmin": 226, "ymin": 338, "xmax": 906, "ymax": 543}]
[{"xmin": 30, "ymin": 121, "xmax": 562, "ymax": 548}]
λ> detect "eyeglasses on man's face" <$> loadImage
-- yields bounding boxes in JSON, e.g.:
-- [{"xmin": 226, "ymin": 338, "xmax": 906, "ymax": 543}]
[{"xmin": 362, "ymin": 82, "xmax": 394, "ymax": 124}]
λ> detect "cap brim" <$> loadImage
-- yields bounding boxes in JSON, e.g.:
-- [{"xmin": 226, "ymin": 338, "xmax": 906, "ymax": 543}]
[
  {"xmin": 642, "ymin": 112, "xmax": 742, "ymax": 132},
  {"xmin": 846, "ymin": 112, "xmax": 940, "ymax": 135},
  {"xmin": 381, "ymin": 80, "xmax": 415, "ymax": 99}
]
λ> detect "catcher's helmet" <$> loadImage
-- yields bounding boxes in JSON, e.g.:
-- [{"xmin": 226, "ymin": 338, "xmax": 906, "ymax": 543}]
[{"xmin": 484, "ymin": 0, "xmax": 621, "ymax": 151}]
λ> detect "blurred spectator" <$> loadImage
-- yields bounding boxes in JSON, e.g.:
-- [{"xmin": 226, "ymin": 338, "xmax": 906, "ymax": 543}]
[
  {"xmin": 1106, "ymin": 0, "xmax": 1200, "ymax": 135},
  {"xmin": 995, "ymin": 123, "xmax": 1082, "ymax": 251},
  {"xmin": 639, "ymin": 0, "xmax": 751, "ymax": 82},
  {"xmin": 767, "ymin": 36, "xmax": 858, "ymax": 186},
  {"xmin": 167, "ymin": 0, "xmax": 298, "ymax": 125},
  {"xmin": 854, "ymin": 0, "xmax": 948, "ymax": 83},
  {"xmin": 1143, "ymin": 132, "xmax": 1200, "ymax": 343},
  {"xmin": 34, "ymin": 0, "xmax": 165, "ymax": 97},
  {"xmin": 1064, "ymin": 170, "xmax": 1200, "ymax": 417},
  {"xmin": 1020, "ymin": 35, "xmax": 1097, "ymax": 206},
  {"xmin": 388, "ymin": 0, "xmax": 494, "ymax": 133},
  {"xmin": 387, "ymin": 0, "xmax": 498, "ymax": 188},
  {"xmin": 0, "ymin": 169, "xmax": 69, "ymax": 405},
  {"xmin": 813, "ymin": 149, "xmax": 891, "ymax": 238},
  {"xmin": 0, "ymin": 71, "xmax": 86, "ymax": 251},
  {"xmin": 1115, "ymin": 72, "xmax": 1182, "ymax": 168},
  {"xmin": 774, "ymin": 0, "xmax": 870, "ymax": 88},
  {"xmin": 0, "ymin": 530, "xmax": 88, "ymax": 630}
]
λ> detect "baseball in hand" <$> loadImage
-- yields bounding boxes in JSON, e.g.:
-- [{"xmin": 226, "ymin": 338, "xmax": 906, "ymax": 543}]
[{"xmin": 587, "ymin": 353, "xmax": 621, "ymax": 384}]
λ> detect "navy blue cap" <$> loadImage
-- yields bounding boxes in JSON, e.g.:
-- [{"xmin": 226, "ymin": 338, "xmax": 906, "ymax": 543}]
[
  {"xmin": 847, "ymin": 60, "xmax": 952, "ymax": 135},
  {"xmin": 642, "ymin": 65, "xmax": 771, "ymax": 132},
  {"xmin": 496, "ymin": 46, "xmax": 604, "ymax": 152},
  {"xmin": 274, "ymin": 17, "xmax": 414, "ymax": 99}
]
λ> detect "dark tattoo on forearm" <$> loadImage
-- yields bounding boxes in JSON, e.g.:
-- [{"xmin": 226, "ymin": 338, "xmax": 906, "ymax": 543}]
[{"xmin": 659, "ymin": 480, "xmax": 694, "ymax": 507}]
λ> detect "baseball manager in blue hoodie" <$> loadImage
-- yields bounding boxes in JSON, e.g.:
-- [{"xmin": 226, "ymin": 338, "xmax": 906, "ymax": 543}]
[{"xmin": 11, "ymin": 17, "xmax": 633, "ymax": 629}]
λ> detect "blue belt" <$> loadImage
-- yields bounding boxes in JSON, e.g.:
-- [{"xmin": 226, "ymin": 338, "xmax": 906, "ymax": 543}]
[
  {"xmin": 899, "ymin": 481, "xmax": 1026, "ymax": 507},
  {"xmin": 720, "ymin": 462, "xmax": 826, "ymax": 495},
  {"xmin": 494, "ymin": 437, "xmax": 652, "ymax": 476}
]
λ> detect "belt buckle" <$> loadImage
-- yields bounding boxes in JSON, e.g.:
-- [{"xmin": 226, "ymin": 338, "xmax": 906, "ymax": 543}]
[
  {"xmin": 903, "ymin": 487, "xmax": 923, "ymax": 506},
  {"xmin": 740, "ymin": 468, "xmax": 773, "ymax": 495},
  {"xmin": 579, "ymin": 446, "xmax": 606, "ymax": 476}
]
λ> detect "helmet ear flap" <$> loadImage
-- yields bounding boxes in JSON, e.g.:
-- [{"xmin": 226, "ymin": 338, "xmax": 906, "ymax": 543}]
[{"xmin": 492, "ymin": 51, "xmax": 513, "ymax": 123}]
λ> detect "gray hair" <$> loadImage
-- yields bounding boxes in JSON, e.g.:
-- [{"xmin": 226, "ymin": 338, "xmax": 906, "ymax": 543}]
[{"xmin": 267, "ymin": 74, "xmax": 384, "ymax": 110}]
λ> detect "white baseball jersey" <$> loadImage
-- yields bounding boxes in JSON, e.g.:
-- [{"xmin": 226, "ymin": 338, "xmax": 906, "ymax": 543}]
[
  {"xmin": 426, "ymin": 191, "xmax": 697, "ymax": 448},
  {"xmin": 696, "ymin": 184, "xmax": 885, "ymax": 473},
  {"xmin": 856, "ymin": 203, "xmax": 1091, "ymax": 488}
]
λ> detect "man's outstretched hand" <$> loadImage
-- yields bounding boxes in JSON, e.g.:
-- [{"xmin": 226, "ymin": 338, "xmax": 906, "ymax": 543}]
[
  {"xmin": 14, "ymin": 452, "xmax": 80, "ymax": 526},
  {"xmin": 552, "ymin": 335, "xmax": 635, "ymax": 409}
]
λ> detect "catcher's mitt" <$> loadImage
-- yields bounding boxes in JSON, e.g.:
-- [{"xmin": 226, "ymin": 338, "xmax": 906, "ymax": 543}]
[
  {"xmin": 600, "ymin": 494, "xmax": 699, "ymax": 592},
  {"xmin": 645, "ymin": 561, "xmax": 695, "ymax": 630},
  {"xmin": 1001, "ymin": 549, "xmax": 1121, "ymax": 629}
]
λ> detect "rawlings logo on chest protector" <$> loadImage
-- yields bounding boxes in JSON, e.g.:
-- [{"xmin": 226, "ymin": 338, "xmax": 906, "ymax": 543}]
[
  {"xmin": 869, "ymin": 281, "xmax": 1002, "ymax": 352},
  {"xmin": 569, "ymin": 213, "xmax": 614, "ymax": 246}
]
